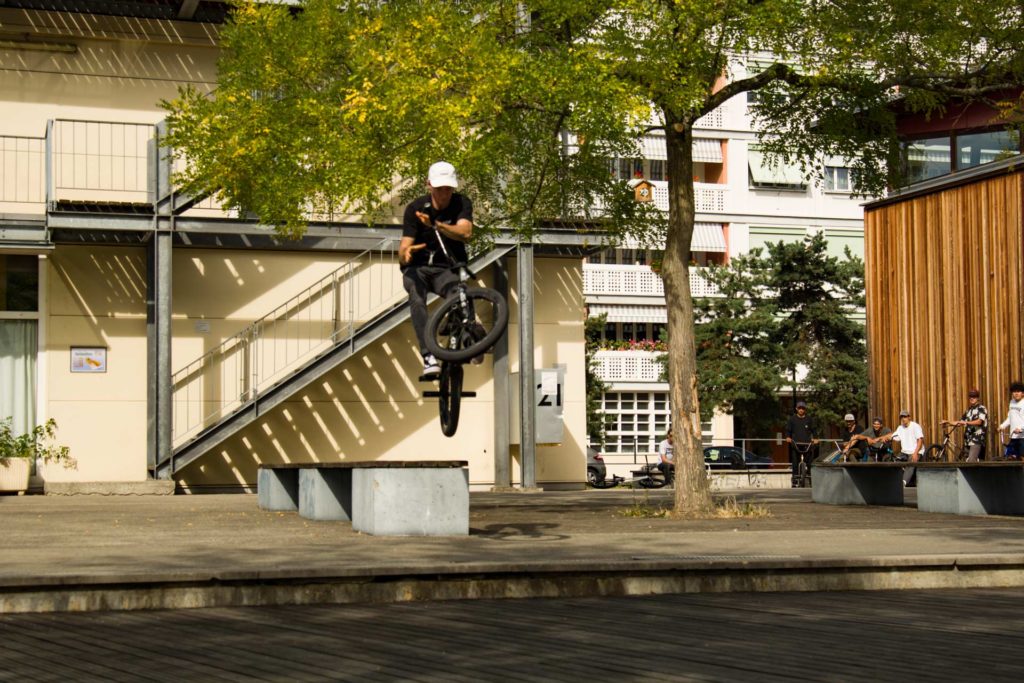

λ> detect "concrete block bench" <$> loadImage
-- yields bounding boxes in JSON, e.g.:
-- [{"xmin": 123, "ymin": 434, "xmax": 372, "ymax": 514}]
[
  {"xmin": 811, "ymin": 462, "xmax": 905, "ymax": 506},
  {"xmin": 915, "ymin": 462, "xmax": 1024, "ymax": 516},
  {"xmin": 258, "ymin": 461, "xmax": 469, "ymax": 536}
]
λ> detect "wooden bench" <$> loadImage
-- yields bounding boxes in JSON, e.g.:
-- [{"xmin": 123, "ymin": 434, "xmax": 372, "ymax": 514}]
[
  {"xmin": 914, "ymin": 461, "xmax": 1024, "ymax": 516},
  {"xmin": 258, "ymin": 461, "xmax": 469, "ymax": 536},
  {"xmin": 811, "ymin": 462, "xmax": 906, "ymax": 506}
]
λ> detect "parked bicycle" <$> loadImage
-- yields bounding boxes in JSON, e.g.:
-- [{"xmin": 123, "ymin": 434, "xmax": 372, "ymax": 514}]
[{"xmin": 923, "ymin": 422, "xmax": 968, "ymax": 462}]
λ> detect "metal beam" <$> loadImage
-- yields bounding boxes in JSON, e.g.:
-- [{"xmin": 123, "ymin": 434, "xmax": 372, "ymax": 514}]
[
  {"xmin": 492, "ymin": 256, "xmax": 511, "ymax": 488},
  {"xmin": 517, "ymin": 242, "xmax": 536, "ymax": 489}
]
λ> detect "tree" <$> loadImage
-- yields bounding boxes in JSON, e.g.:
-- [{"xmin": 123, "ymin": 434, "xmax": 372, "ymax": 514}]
[
  {"xmin": 585, "ymin": 314, "xmax": 613, "ymax": 447},
  {"xmin": 694, "ymin": 234, "xmax": 867, "ymax": 438},
  {"xmin": 164, "ymin": 0, "xmax": 1024, "ymax": 515}
]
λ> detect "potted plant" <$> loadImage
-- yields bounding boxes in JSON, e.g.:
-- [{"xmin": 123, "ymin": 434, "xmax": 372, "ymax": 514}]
[{"xmin": 0, "ymin": 418, "xmax": 75, "ymax": 494}]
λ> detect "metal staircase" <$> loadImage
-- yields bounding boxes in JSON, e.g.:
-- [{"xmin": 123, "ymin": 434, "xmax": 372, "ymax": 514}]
[{"xmin": 156, "ymin": 243, "xmax": 515, "ymax": 479}]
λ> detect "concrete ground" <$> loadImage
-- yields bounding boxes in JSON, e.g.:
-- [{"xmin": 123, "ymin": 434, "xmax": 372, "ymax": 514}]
[
  {"xmin": 3, "ymin": 488, "xmax": 1024, "ymax": 613},
  {"xmin": 3, "ymin": 589, "xmax": 1023, "ymax": 681}
]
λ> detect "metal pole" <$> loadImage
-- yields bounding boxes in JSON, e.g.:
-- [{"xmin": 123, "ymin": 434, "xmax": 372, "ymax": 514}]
[
  {"xmin": 517, "ymin": 243, "xmax": 536, "ymax": 489},
  {"xmin": 155, "ymin": 230, "xmax": 173, "ymax": 475},
  {"xmin": 492, "ymin": 256, "xmax": 511, "ymax": 488}
]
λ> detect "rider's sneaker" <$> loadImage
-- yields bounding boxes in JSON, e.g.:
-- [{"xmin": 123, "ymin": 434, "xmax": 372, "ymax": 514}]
[{"xmin": 422, "ymin": 353, "xmax": 440, "ymax": 376}]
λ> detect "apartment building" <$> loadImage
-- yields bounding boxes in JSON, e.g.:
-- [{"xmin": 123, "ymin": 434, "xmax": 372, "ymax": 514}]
[
  {"xmin": 585, "ymin": 61, "xmax": 866, "ymax": 465},
  {"xmin": 0, "ymin": 1, "xmax": 589, "ymax": 492}
]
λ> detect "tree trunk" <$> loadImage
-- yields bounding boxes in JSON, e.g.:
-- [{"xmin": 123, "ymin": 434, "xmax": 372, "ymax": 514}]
[{"xmin": 662, "ymin": 116, "xmax": 715, "ymax": 516}]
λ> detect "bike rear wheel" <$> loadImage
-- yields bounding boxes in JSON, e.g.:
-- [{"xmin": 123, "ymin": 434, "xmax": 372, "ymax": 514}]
[
  {"xmin": 438, "ymin": 362, "xmax": 463, "ymax": 437},
  {"xmin": 425, "ymin": 287, "xmax": 509, "ymax": 363}
]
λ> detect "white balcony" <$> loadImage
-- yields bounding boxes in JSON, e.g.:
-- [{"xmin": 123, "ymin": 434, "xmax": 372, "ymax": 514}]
[
  {"xmin": 650, "ymin": 181, "xmax": 727, "ymax": 214},
  {"xmin": 583, "ymin": 264, "xmax": 720, "ymax": 299},
  {"xmin": 592, "ymin": 350, "xmax": 664, "ymax": 384}
]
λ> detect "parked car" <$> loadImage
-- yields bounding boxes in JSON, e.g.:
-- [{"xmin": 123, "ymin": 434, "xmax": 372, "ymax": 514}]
[
  {"xmin": 703, "ymin": 446, "xmax": 774, "ymax": 470},
  {"xmin": 586, "ymin": 447, "xmax": 607, "ymax": 486}
]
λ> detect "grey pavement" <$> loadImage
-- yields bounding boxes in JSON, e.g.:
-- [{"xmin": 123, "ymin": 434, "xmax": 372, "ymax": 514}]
[
  {"xmin": 2, "ymin": 589, "xmax": 1024, "ymax": 681},
  {"xmin": 3, "ymin": 488, "xmax": 1024, "ymax": 613}
]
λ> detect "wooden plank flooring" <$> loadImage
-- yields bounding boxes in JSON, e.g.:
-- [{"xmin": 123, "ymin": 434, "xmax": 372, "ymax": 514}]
[{"xmin": 2, "ymin": 589, "xmax": 1023, "ymax": 681}]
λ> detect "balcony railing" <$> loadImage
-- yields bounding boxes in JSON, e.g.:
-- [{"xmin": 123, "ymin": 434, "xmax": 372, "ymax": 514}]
[
  {"xmin": 650, "ymin": 181, "xmax": 727, "ymax": 214},
  {"xmin": 583, "ymin": 263, "xmax": 720, "ymax": 298},
  {"xmin": 592, "ymin": 350, "xmax": 664, "ymax": 384},
  {"xmin": 0, "ymin": 135, "xmax": 46, "ymax": 207}
]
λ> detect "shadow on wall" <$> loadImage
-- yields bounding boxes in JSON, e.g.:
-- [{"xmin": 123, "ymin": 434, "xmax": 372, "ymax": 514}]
[{"xmin": 175, "ymin": 335, "xmax": 496, "ymax": 489}]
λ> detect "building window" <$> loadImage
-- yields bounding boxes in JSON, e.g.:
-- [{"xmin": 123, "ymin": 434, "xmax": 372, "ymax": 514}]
[
  {"xmin": 649, "ymin": 159, "xmax": 666, "ymax": 181},
  {"xmin": 902, "ymin": 136, "xmax": 952, "ymax": 184},
  {"xmin": 824, "ymin": 166, "xmax": 855, "ymax": 192},
  {"xmin": 0, "ymin": 255, "xmax": 39, "ymax": 312},
  {"xmin": 958, "ymin": 130, "xmax": 1020, "ymax": 170}
]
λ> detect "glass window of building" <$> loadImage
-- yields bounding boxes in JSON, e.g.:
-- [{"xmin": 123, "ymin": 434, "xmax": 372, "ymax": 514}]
[
  {"xmin": 902, "ymin": 136, "xmax": 952, "ymax": 184},
  {"xmin": 824, "ymin": 165, "xmax": 854, "ymax": 192},
  {"xmin": 0, "ymin": 255, "xmax": 39, "ymax": 312},
  {"xmin": 958, "ymin": 130, "xmax": 1020, "ymax": 170}
]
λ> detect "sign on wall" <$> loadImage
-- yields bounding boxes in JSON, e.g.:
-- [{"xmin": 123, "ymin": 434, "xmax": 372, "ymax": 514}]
[
  {"xmin": 70, "ymin": 347, "xmax": 107, "ymax": 373},
  {"xmin": 510, "ymin": 365, "xmax": 566, "ymax": 446}
]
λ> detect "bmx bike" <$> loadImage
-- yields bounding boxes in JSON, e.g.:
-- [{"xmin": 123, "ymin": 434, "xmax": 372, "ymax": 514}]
[
  {"xmin": 792, "ymin": 441, "xmax": 816, "ymax": 487},
  {"xmin": 418, "ymin": 232, "xmax": 509, "ymax": 437},
  {"xmin": 923, "ymin": 422, "xmax": 970, "ymax": 462}
]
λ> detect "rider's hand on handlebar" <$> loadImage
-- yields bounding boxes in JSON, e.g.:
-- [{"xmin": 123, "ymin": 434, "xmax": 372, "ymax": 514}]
[{"xmin": 415, "ymin": 211, "xmax": 432, "ymax": 227}]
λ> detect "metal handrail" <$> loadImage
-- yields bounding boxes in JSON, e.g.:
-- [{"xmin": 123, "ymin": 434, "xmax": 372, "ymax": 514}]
[{"xmin": 171, "ymin": 238, "xmax": 401, "ymax": 444}]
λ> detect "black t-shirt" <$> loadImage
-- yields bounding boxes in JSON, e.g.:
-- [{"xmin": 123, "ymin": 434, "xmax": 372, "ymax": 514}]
[
  {"xmin": 401, "ymin": 193, "xmax": 472, "ymax": 269},
  {"xmin": 844, "ymin": 424, "xmax": 862, "ymax": 442},
  {"xmin": 785, "ymin": 414, "xmax": 816, "ymax": 444}
]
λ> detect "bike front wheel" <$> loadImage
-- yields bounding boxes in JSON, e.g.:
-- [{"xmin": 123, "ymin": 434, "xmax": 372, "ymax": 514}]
[
  {"xmin": 425, "ymin": 286, "xmax": 509, "ymax": 363},
  {"xmin": 923, "ymin": 444, "xmax": 947, "ymax": 463},
  {"xmin": 438, "ymin": 362, "xmax": 463, "ymax": 437}
]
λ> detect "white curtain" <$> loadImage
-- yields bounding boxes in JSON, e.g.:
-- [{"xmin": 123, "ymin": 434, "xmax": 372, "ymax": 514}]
[{"xmin": 0, "ymin": 320, "xmax": 37, "ymax": 435}]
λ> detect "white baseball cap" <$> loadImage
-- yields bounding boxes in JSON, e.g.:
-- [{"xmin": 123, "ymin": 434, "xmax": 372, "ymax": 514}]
[
  {"xmin": 428, "ymin": 161, "xmax": 458, "ymax": 189},
  {"xmin": 844, "ymin": 413, "xmax": 855, "ymax": 422}
]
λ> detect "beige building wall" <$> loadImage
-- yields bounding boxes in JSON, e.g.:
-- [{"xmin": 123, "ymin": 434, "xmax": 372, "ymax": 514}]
[
  {"xmin": 0, "ymin": 8, "xmax": 219, "ymax": 134},
  {"xmin": 42, "ymin": 245, "xmax": 587, "ymax": 489}
]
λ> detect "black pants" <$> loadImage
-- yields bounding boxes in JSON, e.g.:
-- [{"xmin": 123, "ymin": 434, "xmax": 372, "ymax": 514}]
[{"xmin": 403, "ymin": 265, "xmax": 458, "ymax": 356}]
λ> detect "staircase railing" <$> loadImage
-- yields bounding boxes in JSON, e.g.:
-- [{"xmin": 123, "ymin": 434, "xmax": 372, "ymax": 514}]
[{"xmin": 171, "ymin": 238, "xmax": 401, "ymax": 445}]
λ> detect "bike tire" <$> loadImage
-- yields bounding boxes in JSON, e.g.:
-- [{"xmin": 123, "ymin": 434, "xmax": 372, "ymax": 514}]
[
  {"xmin": 438, "ymin": 362, "xmax": 463, "ymax": 437},
  {"xmin": 798, "ymin": 461, "xmax": 810, "ymax": 488},
  {"xmin": 923, "ymin": 444, "xmax": 946, "ymax": 463},
  {"xmin": 425, "ymin": 287, "xmax": 510, "ymax": 363},
  {"xmin": 637, "ymin": 469, "xmax": 668, "ymax": 488}
]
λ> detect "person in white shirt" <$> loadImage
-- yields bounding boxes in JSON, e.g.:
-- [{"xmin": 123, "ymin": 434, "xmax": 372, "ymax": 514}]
[
  {"xmin": 884, "ymin": 409, "xmax": 924, "ymax": 485},
  {"xmin": 657, "ymin": 432, "xmax": 674, "ymax": 481},
  {"xmin": 999, "ymin": 381, "xmax": 1024, "ymax": 460}
]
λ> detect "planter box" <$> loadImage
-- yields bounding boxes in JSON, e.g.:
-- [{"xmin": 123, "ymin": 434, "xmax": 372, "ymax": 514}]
[{"xmin": 0, "ymin": 458, "xmax": 31, "ymax": 494}]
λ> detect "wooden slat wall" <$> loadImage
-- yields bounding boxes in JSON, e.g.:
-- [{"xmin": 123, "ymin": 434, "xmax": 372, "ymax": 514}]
[{"xmin": 865, "ymin": 171, "xmax": 1024, "ymax": 447}]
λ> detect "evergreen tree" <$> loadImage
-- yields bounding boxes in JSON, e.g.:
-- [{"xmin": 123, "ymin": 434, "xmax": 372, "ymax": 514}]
[{"xmin": 695, "ymin": 233, "xmax": 867, "ymax": 436}]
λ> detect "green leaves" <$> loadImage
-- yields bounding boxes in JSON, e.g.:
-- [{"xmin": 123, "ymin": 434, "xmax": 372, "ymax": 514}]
[
  {"xmin": 0, "ymin": 418, "xmax": 76, "ymax": 469},
  {"xmin": 694, "ymin": 234, "xmax": 868, "ymax": 430}
]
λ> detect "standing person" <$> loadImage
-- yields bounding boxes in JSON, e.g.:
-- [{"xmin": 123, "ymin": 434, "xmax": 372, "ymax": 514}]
[
  {"xmin": 399, "ymin": 161, "xmax": 473, "ymax": 376},
  {"xmin": 657, "ymin": 431, "xmax": 674, "ymax": 482},
  {"xmin": 884, "ymin": 409, "xmax": 924, "ymax": 485},
  {"xmin": 784, "ymin": 400, "xmax": 818, "ymax": 487},
  {"xmin": 840, "ymin": 413, "xmax": 863, "ymax": 461},
  {"xmin": 940, "ymin": 388, "xmax": 988, "ymax": 462},
  {"xmin": 999, "ymin": 381, "xmax": 1024, "ymax": 460}
]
